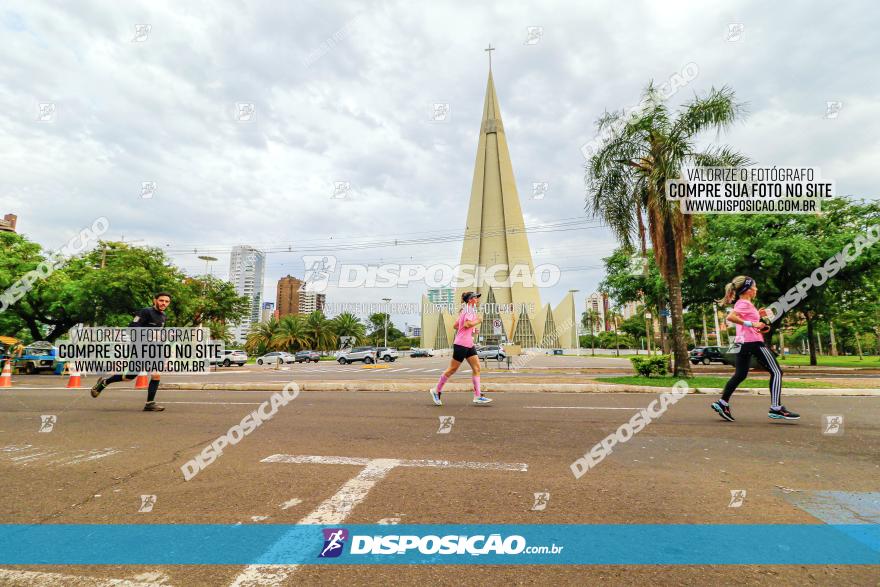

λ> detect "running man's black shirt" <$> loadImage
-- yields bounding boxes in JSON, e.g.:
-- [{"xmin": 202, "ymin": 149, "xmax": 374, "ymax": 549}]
[{"xmin": 128, "ymin": 307, "xmax": 167, "ymax": 328}]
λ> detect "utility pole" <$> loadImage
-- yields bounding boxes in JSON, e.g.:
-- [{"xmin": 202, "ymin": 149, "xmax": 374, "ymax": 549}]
[
  {"xmin": 382, "ymin": 298, "xmax": 391, "ymax": 348},
  {"xmin": 829, "ymin": 321, "xmax": 838, "ymax": 356}
]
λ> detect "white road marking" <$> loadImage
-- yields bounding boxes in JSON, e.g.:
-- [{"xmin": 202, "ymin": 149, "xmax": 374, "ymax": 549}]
[
  {"xmin": 230, "ymin": 454, "xmax": 528, "ymax": 585},
  {"xmin": 0, "ymin": 568, "xmax": 170, "ymax": 586},
  {"xmin": 62, "ymin": 448, "xmax": 121, "ymax": 465},
  {"xmin": 279, "ymin": 498, "xmax": 302, "ymax": 510},
  {"xmin": 2, "ymin": 446, "xmax": 120, "ymax": 467},
  {"xmin": 524, "ymin": 406, "xmax": 640, "ymax": 410},
  {"xmin": 161, "ymin": 401, "xmax": 263, "ymax": 406},
  {"xmin": 10, "ymin": 450, "xmax": 58, "ymax": 462},
  {"xmin": 261, "ymin": 454, "xmax": 529, "ymax": 472}
]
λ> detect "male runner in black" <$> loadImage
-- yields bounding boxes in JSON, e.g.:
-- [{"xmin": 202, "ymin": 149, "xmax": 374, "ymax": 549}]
[{"xmin": 89, "ymin": 292, "xmax": 170, "ymax": 411}]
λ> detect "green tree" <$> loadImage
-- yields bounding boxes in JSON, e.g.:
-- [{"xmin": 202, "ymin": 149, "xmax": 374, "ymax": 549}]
[
  {"xmin": 367, "ymin": 312, "xmax": 403, "ymax": 344},
  {"xmin": 683, "ymin": 198, "xmax": 880, "ymax": 364},
  {"xmin": 246, "ymin": 318, "xmax": 280, "ymax": 355},
  {"xmin": 305, "ymin": 311, "xmax": 337, "ymax": 352},
  {"xmin": 271, "ymin": 315, "xmax": 310, "ymax": 353},
  {"xmin": 172, "ymin": 275, "xmax": 250, "ymax": 328},
  {"xmin": 330, "ymin": 312, "xmax": 366, "ymax": 346},
  {"xmin": 586, "ymin": 83, "xmax": 750, "ymax": 376}
]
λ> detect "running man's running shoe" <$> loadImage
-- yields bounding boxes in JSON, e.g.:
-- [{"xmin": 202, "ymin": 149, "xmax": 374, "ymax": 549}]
[
  {"xmin": 768, "ymin": 405, "xmax": 800, "ymax": 420},
  {"xmin": 90, "ymin": 377, "xmax": 107, "ymax": 398},
  {"xmin": 711, "ymin": 401, "xmax": 734, "ymax": 421},
  {"xmin": 143, "ymin": 401, "xmax": 165, "ymax": 412},
  {"xmin": 472, "ymin": 395, "xmax": 493, "ymax": 405},
  {"xmin": 430, "ymin": 388, "xmax": 442, "ymax": 406}
]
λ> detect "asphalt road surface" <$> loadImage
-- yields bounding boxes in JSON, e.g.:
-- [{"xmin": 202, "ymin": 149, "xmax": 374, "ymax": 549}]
[
  {"xmin": 8, "ymin": 354, "xmax": 880, "ymax": 390},
  {"xmin": 1, "ymin": 383, "xmax": 878, "ymax": 585}
]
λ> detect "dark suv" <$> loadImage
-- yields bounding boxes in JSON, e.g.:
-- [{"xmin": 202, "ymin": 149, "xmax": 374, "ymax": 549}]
[
  {"xmin": 295, "ymin": 350, "xmax": 320, "ymax": 363},
  {"xmin": 689, "ymin": 346, "xmax": 726, "ymax": 365}
]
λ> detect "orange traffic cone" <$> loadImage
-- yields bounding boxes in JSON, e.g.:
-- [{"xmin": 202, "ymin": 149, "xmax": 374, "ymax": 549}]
[
  {"xmin": 66, "ymin": 364, "xmax": 82, "ymax": 388},
  {"xmin": 0, "ymin": 360, "xmax": 12, "ymax": 388},
  {"xmin": 134, "ymin": 371, "xmax": 149, "ymax": 389}
]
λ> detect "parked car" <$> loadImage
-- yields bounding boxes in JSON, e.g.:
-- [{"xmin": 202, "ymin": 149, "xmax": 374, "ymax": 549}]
[
  {"xmin": 689, "ymin": 346, "xmax": 726, "ymax": 365},
  {"xmin": 294, "ymin": 350, "xmax": 320, "ymax": 363},
  {"xmin": 256, "ymin": 351, "xmax": 294, "ymax": 366},
  {"xmin": 376, "ymin": 347, "xmax": 398, "ymax": 362},
  {"xmin": 410, "ymin": 348, "xmax": 434, "ymax": 358},
  {"xmin": 337, "ymin": 346, "xmax": 377, "ymax": 365},
  {"xmin": 211, "ymin": 349, "xmax": 248, "ymax": 367},
  {"xmin": 476, "ymin": 345, "xmax": 506, "ymax": 361}
]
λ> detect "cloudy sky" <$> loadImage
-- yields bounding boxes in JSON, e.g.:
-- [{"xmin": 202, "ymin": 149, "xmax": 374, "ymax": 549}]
[{"xmin": 2, "ymin": 0, "xmax": 878, "ymax": 329}]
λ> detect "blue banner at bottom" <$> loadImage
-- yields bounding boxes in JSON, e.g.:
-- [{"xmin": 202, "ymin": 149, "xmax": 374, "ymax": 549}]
[{"xmin": 0, "ymin": 524, "xmax": 877, "ymax": 565}]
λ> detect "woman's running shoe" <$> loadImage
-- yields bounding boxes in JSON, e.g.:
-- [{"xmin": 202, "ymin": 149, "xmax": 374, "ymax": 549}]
[
  {"xmin": 768, "ymin": 405, "xmax": 800, "ymax": 420},
  {"xmin": 472, "ymin": 395, "xmax": 493, "ymax": 405},
  {"xmin": 711, "ymin": 401, "xmax": 734, "ymax": 421}
]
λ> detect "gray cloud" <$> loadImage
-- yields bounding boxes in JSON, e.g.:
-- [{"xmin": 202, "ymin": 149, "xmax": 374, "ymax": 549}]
[{"xmin": 2, "ymin": 0, "xmax": 877, "ymax": 328}]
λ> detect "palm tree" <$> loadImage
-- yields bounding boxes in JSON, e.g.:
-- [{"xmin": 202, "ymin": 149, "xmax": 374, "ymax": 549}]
[
  {"xmin": 272, "ymin": 315, "xmax": 310, "ymax": 353},
  {"xmin": 585, "ymin": 83, "xmax": 750, "ymax": 377},
  {"xmin": 245, "ymin": 318, "xmax": 280, "ymax": 356},
  {"xmin": 204, "ymin": 319, "xmax": 232, "ymax": 345},
  {"xmin": 330, "ymin": 312, "xmax": 366, "ymax": 347},
  {"xmin": 304, "ymin": 311, "xmax": 337, "ymax": 352},
  {"xmin": 582, "ymin": 309, "xmax": 598, "ymax": 356}
]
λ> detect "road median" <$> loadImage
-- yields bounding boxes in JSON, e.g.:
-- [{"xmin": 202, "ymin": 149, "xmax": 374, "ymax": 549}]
[{"xmin": 161, "ymin": 380, "xmax": 880, "ymax": 396}]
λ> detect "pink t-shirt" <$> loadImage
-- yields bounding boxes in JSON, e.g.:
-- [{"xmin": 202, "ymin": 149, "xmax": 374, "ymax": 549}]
[
  {"xmin": 733, "ymin": 299, "xmax": 763, "ymax": 343},
  {"xmin": 453, "ymin": 307, "xmax": 478, "ymax": 347}
]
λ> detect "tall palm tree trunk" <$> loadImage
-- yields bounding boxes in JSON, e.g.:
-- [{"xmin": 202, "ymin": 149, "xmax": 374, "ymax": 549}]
[{"xmin": 663, "ymin": 232, "xmax": 692, "ymax": 378}]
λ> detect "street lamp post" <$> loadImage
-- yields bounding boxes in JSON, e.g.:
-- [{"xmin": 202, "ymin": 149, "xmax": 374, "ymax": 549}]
[
  {"xmin": 382, "ymin": 298, "xmax": 391, "ymax": 348},
  {"xmin": 198, "ymin": 255, "xmax": 218, "ymax": 276}
]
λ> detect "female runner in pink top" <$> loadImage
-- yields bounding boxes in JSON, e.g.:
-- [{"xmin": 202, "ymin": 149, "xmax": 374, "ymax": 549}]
[
  {"xmin": 430, "ymin": 291, "xmax": 492, "ymax": 406},
  {"xmin": 710, "ymin": 276, "xmax": 799, "ymax": 422}
]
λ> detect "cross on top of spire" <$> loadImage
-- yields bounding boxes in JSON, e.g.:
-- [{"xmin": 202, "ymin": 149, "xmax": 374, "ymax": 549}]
[{"xmin": 485, "ymin": 43, "xmax": 495, "ymax": 71}]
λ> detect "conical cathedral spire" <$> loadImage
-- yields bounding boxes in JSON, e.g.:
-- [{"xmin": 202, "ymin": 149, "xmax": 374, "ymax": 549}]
[
  {"xmin": 420, "ymin": 60, "xmax": 578, "ymax": 351},
  {"xmin": 455, "ymin": 68, "xmax": 543, "ymax": 346}
]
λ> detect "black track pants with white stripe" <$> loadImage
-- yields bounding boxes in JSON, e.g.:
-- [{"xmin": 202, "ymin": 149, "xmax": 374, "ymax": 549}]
[{"xmin": 721, "ymin": 341, "xmax": 782, "ymax": 407}]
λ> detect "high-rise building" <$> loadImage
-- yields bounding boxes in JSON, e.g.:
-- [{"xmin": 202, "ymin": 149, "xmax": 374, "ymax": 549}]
[
  {"xmin": 228, "ymin": 245, "xmax": 265, "ymax": 343},
  {"xmin": 0, "ymin": 213, "xmax": 17, "ymax": 233},
  {"xmin": 426, "ymin": 287, "xmax": 454, "ymax": 307},
  {"xmin": 276, "ymin": 275, "xmax": 304, "ymax": 317},
  {"xmin": 261, "ymin": 302, "xmax": 275, "ymax": 323},
  {"xmin": 420, "ymin": 65, "xmax": 576, "ymax": 349},
  {"xmin": 620, "ymin": 301, "xmax": 641, "ymax": 320},
  {"xmin": 298, "ymin": 291, "xmax": 326, "ymax": 314},
  {"xmin": 586, "ymin": 292, "xmax": 610, "ymax": 333}
]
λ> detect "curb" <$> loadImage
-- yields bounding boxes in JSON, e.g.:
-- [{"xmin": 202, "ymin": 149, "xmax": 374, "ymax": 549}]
[{"xmin": 160, "ymin": 381, "xmax": 880, "ymax": 396}]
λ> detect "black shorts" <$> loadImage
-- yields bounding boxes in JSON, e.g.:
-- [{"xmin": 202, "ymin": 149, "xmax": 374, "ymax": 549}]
[{"xmin": 452, "ymin": 344, "xmax": 477, "ymax": 362}]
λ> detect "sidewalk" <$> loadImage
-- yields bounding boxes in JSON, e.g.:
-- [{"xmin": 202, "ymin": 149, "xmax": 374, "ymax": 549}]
[{"xmin": 160, "ymin": 380, "xmax": 880, "ymax": 396}]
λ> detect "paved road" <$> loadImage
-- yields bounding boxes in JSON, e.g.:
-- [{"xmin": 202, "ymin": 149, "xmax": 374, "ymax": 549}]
[
  {"xmin": 1, "ymin": 385, "xmax": 877, "ymax": 585},
  {"xmin": 8, "ymin": 355, "xmax": 880, "ymax": 390}
]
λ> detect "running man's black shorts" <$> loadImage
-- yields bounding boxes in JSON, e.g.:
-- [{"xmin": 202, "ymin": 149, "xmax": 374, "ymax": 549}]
[{"xmin": 452, "ymin": 344, "xmax": 477, "ymax": 362}]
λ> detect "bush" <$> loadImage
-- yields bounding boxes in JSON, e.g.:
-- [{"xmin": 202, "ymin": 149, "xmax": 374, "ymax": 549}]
[{"xmin": 629, "ymin": 354, "xmax": 670, "ymax": 377}]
